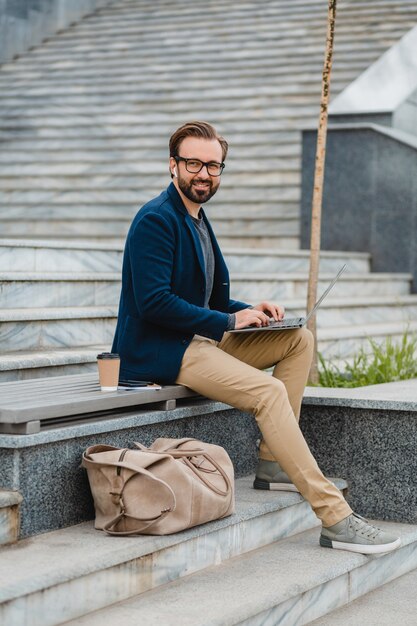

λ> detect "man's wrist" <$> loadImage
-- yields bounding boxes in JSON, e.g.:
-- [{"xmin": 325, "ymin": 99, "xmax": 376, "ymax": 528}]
[{"xmin": 226, "ymin": 313, "xmax": 236, "ymax": 331}]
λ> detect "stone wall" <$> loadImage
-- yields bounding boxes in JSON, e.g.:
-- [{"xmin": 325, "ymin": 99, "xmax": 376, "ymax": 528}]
[
  {"xmin": 301, "ymin": 124, "xmax": 417, "ymax": 292},
  {"xmin": 0, "ymin": 0, "xmax": 113, "ymax": 64}
]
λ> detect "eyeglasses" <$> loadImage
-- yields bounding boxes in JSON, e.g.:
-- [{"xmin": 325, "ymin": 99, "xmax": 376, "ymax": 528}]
[{"xmin": 174, "ymin": 156, "xmax": 225, "ymax": 176}]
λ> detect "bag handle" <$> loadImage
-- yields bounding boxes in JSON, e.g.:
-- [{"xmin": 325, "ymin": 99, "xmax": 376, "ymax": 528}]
[
  {"xmin": 133, "ymin": 443, "xmax": 232, "ymax": 498},
  {"xmin": 82, "ymin": 451, "xmax": 177, "ymax": 536}
]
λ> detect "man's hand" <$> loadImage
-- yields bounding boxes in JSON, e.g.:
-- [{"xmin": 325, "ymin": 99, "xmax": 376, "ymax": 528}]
[
  {"xmin": 234, "ymin": 301, "xmax": 285, "ymax": 330},
  {"xmin": 253, "ymin": 301, "xmax": 285, "ymax": 321}
]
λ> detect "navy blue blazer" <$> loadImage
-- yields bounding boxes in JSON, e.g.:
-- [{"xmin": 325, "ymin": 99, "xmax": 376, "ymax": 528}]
[{"xmin": 112, "ymin": 183, "xmax": 250, "ymax": 384}]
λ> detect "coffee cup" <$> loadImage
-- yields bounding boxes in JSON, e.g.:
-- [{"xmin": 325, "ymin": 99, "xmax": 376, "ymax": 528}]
[{"xmin": 97, "ymin": 352, "xmax": 120, "ymax": 391}]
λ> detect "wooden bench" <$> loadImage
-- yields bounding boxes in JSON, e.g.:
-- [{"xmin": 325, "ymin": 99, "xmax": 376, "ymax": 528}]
[{"xmin": 0, "ymin": 373, "xmax": 199, "ymax": 434}]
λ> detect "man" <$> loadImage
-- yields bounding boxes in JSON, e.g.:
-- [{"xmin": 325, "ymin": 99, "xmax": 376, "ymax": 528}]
[{"xmin": 112, "ymin": 121, "xmax": 400, "ymax": 554}]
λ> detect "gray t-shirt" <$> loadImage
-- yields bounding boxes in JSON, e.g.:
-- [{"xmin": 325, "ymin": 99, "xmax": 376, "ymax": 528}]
[{"xmin": 191, "ymin": 214, "xmax": 235, "ymax": 331}]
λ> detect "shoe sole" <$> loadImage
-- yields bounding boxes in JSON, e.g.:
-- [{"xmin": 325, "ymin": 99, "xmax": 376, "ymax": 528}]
[
  {"xmin": 320, "ymin": 535, "xmax": 401, "ymax": 554},
  {"xmin": 253, "ymin": 477, "xmax": 299, "ymax": 492}
]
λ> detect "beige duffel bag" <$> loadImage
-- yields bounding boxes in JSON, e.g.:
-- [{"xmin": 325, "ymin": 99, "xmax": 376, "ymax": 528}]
[{"xmin": 82, "ymin": 437, "xmax": 235, "ymax": 535}]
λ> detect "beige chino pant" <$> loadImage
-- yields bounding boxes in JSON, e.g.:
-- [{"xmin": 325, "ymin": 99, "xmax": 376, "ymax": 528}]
[{"xmin": 176, "ymin": 327, "xmax": 352, "ymax": 527}]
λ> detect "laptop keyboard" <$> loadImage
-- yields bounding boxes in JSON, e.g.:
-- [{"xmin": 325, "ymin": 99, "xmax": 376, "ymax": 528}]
[{"xmin": 268, "ymin": 317, "xmax": 304, "ymax": 328}]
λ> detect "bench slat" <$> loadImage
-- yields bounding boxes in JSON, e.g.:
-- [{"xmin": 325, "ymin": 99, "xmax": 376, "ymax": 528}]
[{"xmin": 0, "ymin": 374, "xmax": 198, "ymax": 425}]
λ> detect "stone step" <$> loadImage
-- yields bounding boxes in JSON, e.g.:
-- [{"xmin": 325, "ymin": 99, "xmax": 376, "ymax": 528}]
[
  {"xmin": 0, "ymin": 158, "xmax": 300, "ymax": 177},
  {"xmin": 0, "ymin": 131, "xmax": 299, "ymax": 150},
  {"xmin": 0, "ymin": 111, "xmax": 319, "ymax": 131},
  {"xmin": 319, "ymin": 320, "xmax": 417, "ymax": 359},
  {"xmin": 0, "ymin": 321, "xmax": 417, "ymax": 382},
  {"xmin": 0, "ymin": 273, "xmax": 412, "ymax": 309},
  {"xmin": 1, "ymin": 293, "xmax": 416, "ymax": 357},
  {"xmin": 0, "ymin": 239, "xmax": 370, "ymax": 274},
  {"xmin": 0, "ymin": 346, "xmax": 105, "ymax": 382},
  {"xmin": 309, "ymin": 568, "xmax": 417, "ymax": 625},
  {"xmin": 0, "ymin": 307, "xmax": 116, "ymax": 353},
  {"xmin": 4, "ymin": 36, "xmax": 400, "ymax": 66},
  {"xmin": 0, "ymin": 186, "xmax": 299, "ymax": 205},
  {"xmin": 0, "ymin": 218, "xmax": 298, "ymax": 241},
  {"xmin": 0, "ymin": 174, "xmax": 299, "ymax": 191},
  {"xmin": 0, "ymin": 73, "xmax": 350, "ymax": 98},
  {"xmin": 30, "ymin": 22, "xmax": 411, "ymax": 49},
  {"xmin": 0, "ymin": 491, "xmax": 22, "ymax": 547},
  {"xmin": 64, "ymin": 521, "xmax": 417, "ymax": 626},
  {"xmin": 0, "ymin": 476, "xmax": 336, "ymax": 625},
  {"xmin": 0, "ymin": 67, "xmax": 364, "ymax": 92},
  {"xmin": 0, "ymin": 144, "xmax": 301, "ymax": 161},
  {"xmin": 0, "ymin": 56, "xmax": 373, "ymax": 83},
  {"xmin": 0, "ymin": 202, "xmax": 300, "ymax": 219}
]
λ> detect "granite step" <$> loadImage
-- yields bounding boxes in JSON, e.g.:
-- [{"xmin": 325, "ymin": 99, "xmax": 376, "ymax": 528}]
[
  {"xmin": 0, "ymin": 273, "xmax": 411, "ymax": 308},
  {"xmin": 0, "ymin": 476, "xmax": 341, "ymax": 626},
  {"xmin": 309, "ymin": 568, "xmax": 417, "ymax": 625},
  {"xmin": 64, "ymin": 521, "xmax": 417, "ymax": 626},
  {"xmin": 0, "ymin": 490, "xmax": 22, "ymax": 547},
  {"xmin": 0, "ymin": 239, "xmax": 370, "ymax": 274}
]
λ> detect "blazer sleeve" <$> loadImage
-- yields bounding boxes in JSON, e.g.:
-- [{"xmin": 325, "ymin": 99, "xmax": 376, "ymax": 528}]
[{"xmin": 129, "ymin": 211, "xmax": 230, "ymax": 340}]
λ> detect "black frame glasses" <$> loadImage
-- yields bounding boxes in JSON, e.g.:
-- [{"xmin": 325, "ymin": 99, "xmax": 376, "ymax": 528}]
[{"xmin": 174, "ymin": 156, "xmax": 225, "ymax": 176}]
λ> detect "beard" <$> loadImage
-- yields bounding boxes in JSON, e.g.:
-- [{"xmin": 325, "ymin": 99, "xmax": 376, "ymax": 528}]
[{"xmin": 177, "ymin": 175, "xmax": 220, "ymax": 205}]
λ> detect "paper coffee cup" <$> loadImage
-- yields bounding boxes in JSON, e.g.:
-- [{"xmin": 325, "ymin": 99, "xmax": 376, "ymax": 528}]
[{"xmin": 97, "ymin": 352, "xmax": 120, "ymax": 391}]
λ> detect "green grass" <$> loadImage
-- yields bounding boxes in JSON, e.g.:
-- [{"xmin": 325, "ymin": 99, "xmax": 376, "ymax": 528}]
[{"xmin": 317, "ymin": 331, "xmax": 417, "ymax": 388}]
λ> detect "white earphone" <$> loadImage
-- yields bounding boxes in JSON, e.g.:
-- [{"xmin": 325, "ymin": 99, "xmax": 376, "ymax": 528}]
[{"xmin": 173, "ymin": 167, "xmax": 178, "ymax": 178}]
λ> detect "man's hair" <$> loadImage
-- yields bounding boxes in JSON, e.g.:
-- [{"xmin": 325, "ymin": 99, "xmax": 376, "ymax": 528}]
[{"xmin": 169, "ymin": 121, "xmax": 228, "ymax": 162}]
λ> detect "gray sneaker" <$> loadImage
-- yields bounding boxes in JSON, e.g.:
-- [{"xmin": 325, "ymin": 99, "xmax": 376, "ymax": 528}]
[
  {"xmin": 253, "ymin": 459, "xmax": 299, "ymax": 492},
  {"xmin": 320, "ymin": 513, "xmax": 401, "ymax": 554}
]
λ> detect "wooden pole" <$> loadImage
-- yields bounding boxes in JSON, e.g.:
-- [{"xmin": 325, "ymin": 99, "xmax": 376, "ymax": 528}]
[{"xmin": 307, "ymin": 0, "xmax": 337, "ymax": 384}]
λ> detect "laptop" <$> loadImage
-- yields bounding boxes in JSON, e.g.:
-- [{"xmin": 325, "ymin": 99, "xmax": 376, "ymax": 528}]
[{"xmin": 229, "ymin": 264, "xmax": 347, "ymax": 333}]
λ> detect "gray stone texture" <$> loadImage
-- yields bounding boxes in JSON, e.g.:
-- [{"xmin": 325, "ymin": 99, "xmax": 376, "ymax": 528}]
[
  {"xmin": 0, "ymin": 403, "xmax": 259, "ymax": 537},
  {"xmin": 301, "ymin": 124, "xmax": 417, "ymax": 292},
  {"xmin": 300, "ymin": 404, "xmax": 417, "ymax": 523},
  {"xmin": 0, "ymin": 0, "xmax": 112, "ymax": 64}
]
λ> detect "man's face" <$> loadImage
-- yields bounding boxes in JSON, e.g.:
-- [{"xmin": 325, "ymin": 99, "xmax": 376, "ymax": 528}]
[{"xmin": 171, "ymin": 137, "xmax": 223, "ymax": 206}]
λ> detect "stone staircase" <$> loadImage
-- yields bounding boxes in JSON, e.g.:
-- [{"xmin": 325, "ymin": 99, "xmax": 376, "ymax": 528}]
[
  {"xmin": 1, "ymin": 0, "xmax": 417, "ymax": 380},
  {"xmin": 1, "ymin": 475, "xmax": 417, "ymax": 626}
]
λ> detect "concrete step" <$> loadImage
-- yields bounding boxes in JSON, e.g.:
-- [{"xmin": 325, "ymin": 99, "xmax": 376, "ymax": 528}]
[
  {"xmin": 309, "ymin": 568, "xmax": 417, "ymax": 625},
  {"xmin": 0, "ymin": 476, "xmax": 337, "ymax": 625},
  {"xmin": 64, "ymin": 521, "xmax": 417, "ymax": 626},
  {"xmin": 0, "ymin": 239, "xmax": 370, "ymax": 274},
  {"xmin": 0, "ymin": 491, "xmax": 22, "ymax": 547},
  {"xmin": 0, "ymin": 272, "xmax": 411, "ymax": 309}
]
